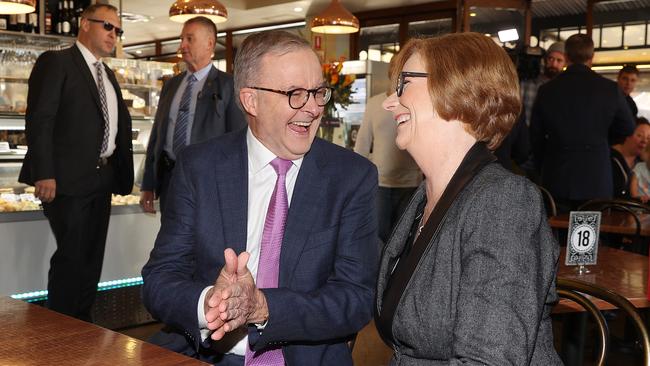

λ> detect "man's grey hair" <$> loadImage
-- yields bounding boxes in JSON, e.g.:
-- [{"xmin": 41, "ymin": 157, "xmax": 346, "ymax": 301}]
[{"xmin": 234, "ymin": 30, "xmax": 315, "ymax": 110}]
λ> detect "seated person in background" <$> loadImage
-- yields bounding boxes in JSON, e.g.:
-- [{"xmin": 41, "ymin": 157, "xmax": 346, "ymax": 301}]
[
  {"xmin": 631, "ymin": 118, "xmax": 650, "ymax": 203},
  {"xmin": 376, "ymin": 33, "xmax": 562, "ymax": 365},
  {"xmin": 612, "ymin": 117, "xmax": 650, "ymax": 198},
  {"xmin": 141, "ymin": 30, "xmax": 379, "ymax": 365}
]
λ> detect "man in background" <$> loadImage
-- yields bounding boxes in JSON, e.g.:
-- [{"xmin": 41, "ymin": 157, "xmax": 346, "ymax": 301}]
[
  {"xmin": 140, "ymin": 16, "xmax": 246, "ymax": 214},
  {"xmin": 530, "ymin": 34, "xmax": 635, "ymax": 212},
  {"xmin": 355, "ymin": 69, "xmax": 421, "ymax": 244},
  {"xmin": 19, "ymin": 4, "xmax": 133, "ymax": 321},
  {"xmin": 617, "ymin": 64, "xmax": 640, "ymax": 117},
  {"xmin": 142, "ymin": 30, "xmax": 378, "ymax": 365},
  {"xmin": 521, "ymin": 41, "xmax": 566, "ymax": 126}
]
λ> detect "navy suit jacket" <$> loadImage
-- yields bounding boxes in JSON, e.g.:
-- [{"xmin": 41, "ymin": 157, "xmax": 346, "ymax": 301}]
[
  {"xmin": 142, "ymin": 128, "xmax": 379, "ymax": 365},
  {"xmin": 141, "ymin": 66, "xmax": 246, "ymax": 194}
]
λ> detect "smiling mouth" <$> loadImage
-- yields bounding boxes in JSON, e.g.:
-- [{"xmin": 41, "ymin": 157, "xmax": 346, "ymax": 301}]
[
  {"xmin": 289, "ymin": 121, "xmax": 313, "ymax": 132},
  {"xmin": 395, "ymin": 114, "xmax": 411, "ymax": 125}
]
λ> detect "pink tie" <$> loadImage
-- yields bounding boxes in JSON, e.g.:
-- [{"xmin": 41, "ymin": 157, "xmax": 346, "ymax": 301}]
[{"xmin": 245, "ymin": 157, "xmax": 292, "ymax": 366}]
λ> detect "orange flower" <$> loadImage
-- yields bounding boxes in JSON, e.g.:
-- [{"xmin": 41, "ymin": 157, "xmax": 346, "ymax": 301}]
[
  {"xmin": 343, "ymin": 74, "xmax": 355, "ymax": 87},
  {"xmin": 331, "ymin": 73, "xmax": 339, "ymax": 85}
]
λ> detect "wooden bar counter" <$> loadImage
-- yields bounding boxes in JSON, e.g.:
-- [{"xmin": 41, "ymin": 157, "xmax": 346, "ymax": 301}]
[{"xmin": 0, "ymin": 296, "xmax": 207, "ymax": 365}]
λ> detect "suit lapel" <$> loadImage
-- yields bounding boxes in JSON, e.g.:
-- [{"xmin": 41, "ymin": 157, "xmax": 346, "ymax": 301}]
[
  {"xmin": 159, "ymin": 74, "xmax": 184, "ymax": 141},
  {"xmin": 280, "ymin": 144, "xmax": 329, "ymax": 286},
  {"xmin": 70, "ymin": 45, "xmax": 102, "ymax": 113},
  {"xmin": 191, "ymin": 66, "xmax": 219, "ymax": 143},
  {"xmin": 216, "ymin": 130, "xmax": 248, "ymax": 254}
]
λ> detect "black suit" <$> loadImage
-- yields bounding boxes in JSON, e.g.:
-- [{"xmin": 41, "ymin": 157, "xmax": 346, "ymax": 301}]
[
  {"xmin": 19, "ymin": 44, "xmax": 133, "ymax": 321},
  {"xmin": 530, "ymin": 63, "xmax": 635, "ymax": 203},
  {"xmin": 141, "ymin": 66, "xmax": 246, "ymax": 211}
]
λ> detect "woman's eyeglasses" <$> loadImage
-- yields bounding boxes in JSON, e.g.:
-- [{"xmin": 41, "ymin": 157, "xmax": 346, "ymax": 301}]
[
  {"xmin": 86, "ymin": 18, "xmax": 124, "ymax": 37},
  {"xmin": 397, "ymin": 72, "xmax": 428, "ymax": 97}
]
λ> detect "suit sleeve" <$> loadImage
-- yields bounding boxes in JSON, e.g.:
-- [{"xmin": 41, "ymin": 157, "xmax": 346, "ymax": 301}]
[
  {"xmin": 141, "ymin": 152, "xmax": 207, "ymax": 349},
  {"xmin": 448, "ymin": 177, "xmax": 559, "ymax": 365},
  {"xmin": 141, "ymin": 80, "xmax": 171, "ymax": 192},
  {"xmin": 609, "ymin": 86, "xmax": 635, "ymax": 143},
  {"xmin": 24, "ymin": 51, "xmax": 65, "ymax": 181},
  {"xmin": 248, "ymin": 163, "xmax": 379, "ymax": 350},
  {"xmin": 224, "ymin": 78, "xmax": 247, "ymax": 133}
]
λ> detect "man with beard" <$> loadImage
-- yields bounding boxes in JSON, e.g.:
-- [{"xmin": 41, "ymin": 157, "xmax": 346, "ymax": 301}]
[{"xmin": 521, "ymin": 41, "xmax": 566, "ymax": 126}]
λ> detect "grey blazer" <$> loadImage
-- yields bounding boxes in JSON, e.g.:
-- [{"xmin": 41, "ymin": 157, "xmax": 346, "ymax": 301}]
[
  {"xmin": 375, "ymin": 143, "xmax": 562, "ymax": 365},
  {"xmin": 141, "ymin": 66, "xmax": 246, "ymax": 193}
]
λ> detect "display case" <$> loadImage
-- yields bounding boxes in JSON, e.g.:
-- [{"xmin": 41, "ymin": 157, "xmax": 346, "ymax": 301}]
[{"xmin": 0, "ymin": 33, "xmax": 173, "ymax": 299}]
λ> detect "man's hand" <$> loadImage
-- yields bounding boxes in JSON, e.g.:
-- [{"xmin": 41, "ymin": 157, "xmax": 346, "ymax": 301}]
[
  {"xmin": 140, "ymin": 190, "xmax": 156, "ymax": 213},
  {"xmin": 205, "ymin": 248, "xmax": 251, "ymax": 340},
  {"xmin": 216, "ymin": 276, "xmax": 269, "ymax": 337},
  {"xmin": 34, "ymin": 179, "xmax": 56, "ymax": 203}
]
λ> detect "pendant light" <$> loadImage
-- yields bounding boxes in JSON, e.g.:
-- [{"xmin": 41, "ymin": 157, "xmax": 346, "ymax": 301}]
[
  {"xmin": 169, "ymin": 0, "xmax": 228, "ymax": 24},
  {"xmin": 310, "ymin": 0, "xmax": 359, "ymax": 34},
  {"xmin": 0, "ymin": 0, "xmax": 35, "ymax": 14}
]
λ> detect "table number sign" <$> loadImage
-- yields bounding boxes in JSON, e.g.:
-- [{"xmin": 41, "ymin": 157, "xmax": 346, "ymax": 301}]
[{"xmin": 565, "ymin": 211, "xmax": 601, "ymax": 273}]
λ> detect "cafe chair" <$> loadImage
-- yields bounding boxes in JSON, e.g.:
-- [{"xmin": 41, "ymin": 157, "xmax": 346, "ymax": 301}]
[
  {"xmin": 557, "ymin": 277, "xmax": 650, "ymax": 366},
  {"xmin": 579, "ymin": 198, "xmax": 650, "ymax": 214},
  {"xmin": 537, "ymin": 185, "xmax": 558, "ymax": 218}
]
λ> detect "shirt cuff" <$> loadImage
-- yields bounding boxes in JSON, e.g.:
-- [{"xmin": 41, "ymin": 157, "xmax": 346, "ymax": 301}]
[{"xmin": 197, "ymin": 285, "xmax": 213, "ymax": 342}]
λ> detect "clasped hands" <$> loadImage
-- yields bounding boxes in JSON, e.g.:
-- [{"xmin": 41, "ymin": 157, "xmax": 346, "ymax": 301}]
[{"xmin": 204, "ymin": 248, "xmax": 269, "ymax": 341}]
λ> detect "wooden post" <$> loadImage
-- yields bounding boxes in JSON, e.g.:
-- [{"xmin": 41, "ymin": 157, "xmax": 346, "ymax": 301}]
[
  {"xmin": 225, "ymin": 31, "xmax": 233, "ymax": 73},
  {"xmin": 586, "ymin": 0, "xmax": 594, "ymax": 37},
  {"xmin": 524, "ymin": 0, "xmax": 532, "ymax": 46}
]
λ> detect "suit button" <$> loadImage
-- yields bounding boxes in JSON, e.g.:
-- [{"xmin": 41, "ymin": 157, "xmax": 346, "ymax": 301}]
[{"xmin": 96, "ymin": 165, "xmax": 100, "ymax": 170}]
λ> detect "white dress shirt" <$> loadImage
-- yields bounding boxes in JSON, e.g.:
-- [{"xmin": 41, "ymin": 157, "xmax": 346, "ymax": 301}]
[
  {"xmin": 197, "ymin": 127, "xmax": 303, "ymax": 356},
  {"xmin": 76, "ymin": 41, "xmax": 118, "ymax": 158}
]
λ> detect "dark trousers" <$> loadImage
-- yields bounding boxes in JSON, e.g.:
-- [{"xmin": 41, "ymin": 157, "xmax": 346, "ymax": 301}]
[
  {"xmin": 42, "ymin": 163, "xmax": 113, "ymax": 322},
  {"xmin": 377, "ymin": 186, "xmax": 417, "ymax": 244}
]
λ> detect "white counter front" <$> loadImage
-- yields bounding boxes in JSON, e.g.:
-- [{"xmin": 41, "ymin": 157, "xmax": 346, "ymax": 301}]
[{"xmin": 0, "ymin": 206, "xmax": 160, "ymax": 296}]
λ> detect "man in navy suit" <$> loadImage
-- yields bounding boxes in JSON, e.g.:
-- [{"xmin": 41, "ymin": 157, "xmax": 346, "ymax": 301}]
[{"xmin": 142, "ymin": 30, "xmax": 379, "ymax": 365}]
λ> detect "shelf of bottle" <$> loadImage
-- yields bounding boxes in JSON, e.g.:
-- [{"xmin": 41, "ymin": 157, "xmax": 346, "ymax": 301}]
[
  {"xmin": 0, "ymin": 30, "xmax": 75, "ymax": 49},
  {"xmin": 0, "ymin": 76, "xmax": 28, "ymax": 83}
]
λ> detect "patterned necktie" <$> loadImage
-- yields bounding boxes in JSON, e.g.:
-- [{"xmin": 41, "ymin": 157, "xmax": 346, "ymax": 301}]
[
  {"xmin": 244, "ymin": 157, "xmax": 292, "ymax": 366},
  {"xmin": 94, "ymin": 61, "xmax": 109, "ymax": 155},
  {"xmin": 173, "ymin": 74, "xmax": 197, "ymax": 155}
]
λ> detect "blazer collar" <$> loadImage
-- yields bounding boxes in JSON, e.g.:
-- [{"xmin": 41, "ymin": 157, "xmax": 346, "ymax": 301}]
[{"xmin": 70, "ymin": 44, "xmax": 102, "ymax": 112}]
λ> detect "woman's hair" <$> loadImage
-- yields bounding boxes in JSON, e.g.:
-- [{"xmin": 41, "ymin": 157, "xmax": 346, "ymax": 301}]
[{"xmin": 389, "ymin": 32, "xmax": 521, "ymax": 150}]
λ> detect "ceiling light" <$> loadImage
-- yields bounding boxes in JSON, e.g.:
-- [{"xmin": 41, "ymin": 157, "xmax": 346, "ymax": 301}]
[
  {"xmin": 293, "ymin": 7, "xmax": 303, "ymax": 12},
  {"xmin": 169, "ymin": 0, "xmax": 228, "ymax": 24},
  {"xmin": 311, "ymin": 0, "xmax": 359, "ymax": 34},
  {"xmin": 0, "ymin": 0, "xmax": 35, "ymax": 14},
  {"xmin": 470, "ymin": 12, "xmax": 477, "ymax": 17},
  {"xmin": 231, "ymin": 21, "xmax": 305, "ymax": 35}
]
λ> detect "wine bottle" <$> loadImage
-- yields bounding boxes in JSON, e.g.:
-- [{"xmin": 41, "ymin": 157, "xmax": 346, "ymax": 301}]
[
  {"xmin": 16, "ymin": 13, "xmax": 26, "ymax": 33},
  {"xmin": 62, "ymin": 0, "xmax": 71, "ymax": 36},
  {"xmin": 69, "ymin": 0, "xmax": 77, "ymax": 36},
  {"xmin": 56, "ymin": 0, "xmax": 63, "ymax": 34},
  {"xmin": 28, "ymin": 12, "xmax": 38, "ymax": 34},
  {"xmin": 0, "ymin": 16, "xmax": 8, "ymax": 31},
  {"xmin": 8, "ymin": 15, "xmax": 17, "ymax": 32},
  {"xmin": 45, "ymin": 0, "xmax": 53, "ymax": 34}
]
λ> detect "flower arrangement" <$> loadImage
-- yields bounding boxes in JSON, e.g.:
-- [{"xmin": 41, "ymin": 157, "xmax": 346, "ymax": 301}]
[{"xmin": 322, "ymin": 57, "xmax": 356, "ymax": 120}]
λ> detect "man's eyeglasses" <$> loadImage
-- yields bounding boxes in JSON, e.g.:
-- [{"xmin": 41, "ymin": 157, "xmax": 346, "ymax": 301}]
[
  {"xmin": 248, "ymin": 86, "xmax": 332, "ymax": 109},
  {"xmin": 396, "ymin": 72, "xmax": 428, "ymax": 97},
  {"xmin": 86, "ymin": 18, "xmax": 124, "ymax": 37}
]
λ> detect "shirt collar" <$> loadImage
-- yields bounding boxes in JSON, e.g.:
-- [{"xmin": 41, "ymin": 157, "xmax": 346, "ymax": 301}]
[
  {"xmin": 76, "ymin": 41, "xmax": 100, "ymax": 66},
  {"xmin": 187, "ymin": 63, "xmax": 213, "ymax": 83},
  {"xmin": 246, "ymin": 128, "xmax": 303, "ymax": 175}
]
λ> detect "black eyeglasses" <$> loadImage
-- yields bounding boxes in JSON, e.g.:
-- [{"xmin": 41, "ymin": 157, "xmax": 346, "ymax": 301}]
[
  {"xmin": 86, "ymin": 18, "xmax": 124, "ymax": 37},
  {"xmin": 397, "ymin": 72, "xmax": 428, "ymax": 97},
  {"xmin": 248, "ymin": 86, "xmax": 332, "ymax": 109}
]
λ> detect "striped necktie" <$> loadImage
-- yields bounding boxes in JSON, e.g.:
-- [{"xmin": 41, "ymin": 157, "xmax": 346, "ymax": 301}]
[
  {"xmin": 173, "ymin": 74, "xmax": 197, "ymax": 155},
  {"xmin": 94, "ymin": 61, "xmax": 109, "ymax": 155}
]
